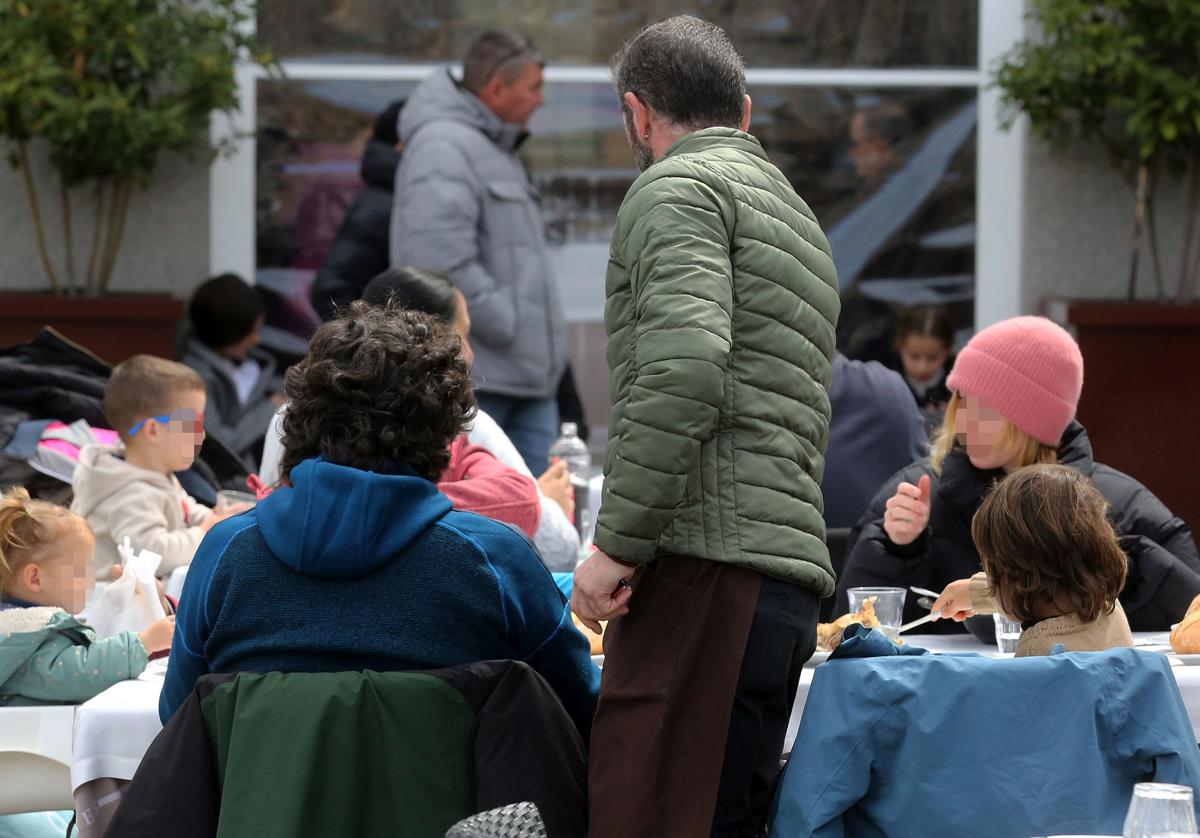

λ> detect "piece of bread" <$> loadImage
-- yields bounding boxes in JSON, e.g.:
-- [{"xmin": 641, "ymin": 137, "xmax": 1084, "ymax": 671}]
[
  {"xmin": 1170, "ymin": 594, "xmax": 1200, "ymax": 654},
  {"xmin": 571, "ymin": 612, "xmax": 605, "ymax": 655},
  {"xmin": 816, "ymin": 597, "xmax": 882, "ymax": 652}
]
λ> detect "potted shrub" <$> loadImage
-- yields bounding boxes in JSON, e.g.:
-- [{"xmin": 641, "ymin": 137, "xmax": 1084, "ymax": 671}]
[
  {"xmin": 0, "ymin": 0, "xmax": 272, "ymax": 361},
  {"xmin": 995, "ymin": 0, "xmax": 1200, "ymax": 528}
]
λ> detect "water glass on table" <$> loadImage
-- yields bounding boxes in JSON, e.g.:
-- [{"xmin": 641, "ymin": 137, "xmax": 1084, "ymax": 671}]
[
  {"xmin": 993, "ymin": 613, "xmax": 1022, "ymax": 653},
  {"xmin": 1123, "ymin": 783, "xmax": 1198, "ymax": 838},
  {"xmin": 847, "ymin": 587, "xmax": 906, "ymax": 641}
]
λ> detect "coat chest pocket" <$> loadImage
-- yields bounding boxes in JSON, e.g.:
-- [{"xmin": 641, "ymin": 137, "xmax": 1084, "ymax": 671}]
[{"xmin": 483, "ymin": 180, "xmax": 537, "ymax": 244}]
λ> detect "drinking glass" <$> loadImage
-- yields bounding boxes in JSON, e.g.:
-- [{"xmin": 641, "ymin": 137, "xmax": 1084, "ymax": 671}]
[
  {"xmin": 1123, "ymin": 783, "xmax": 1197, "ymax": 838},
  {"xmin": 847, "ymin": 587, "xmax": 906, "ymax": 641},
  {"xmin": 993, "ymin": 613, "xmax": 1022, "ymax": 654},
  {"xmin": 216, "ymin": 489, "xmax": 257, "ymax": 511}
]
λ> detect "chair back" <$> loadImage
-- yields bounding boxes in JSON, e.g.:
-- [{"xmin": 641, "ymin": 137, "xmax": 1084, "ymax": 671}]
[{"xmin": 773, "ymin": 647, "xmax": 1200, "ymax": 838}]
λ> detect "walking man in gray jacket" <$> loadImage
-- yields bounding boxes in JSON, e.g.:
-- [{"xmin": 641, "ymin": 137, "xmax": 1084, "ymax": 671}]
[{"xmin": 391, "ymin": 31, "xmax": 565, "ymax": 474}]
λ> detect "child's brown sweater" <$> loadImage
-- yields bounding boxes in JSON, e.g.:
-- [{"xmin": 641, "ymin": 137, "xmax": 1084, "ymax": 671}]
[{"xmin": 967, "ymin": 572, "xmax": 1134, "ymax": 657}]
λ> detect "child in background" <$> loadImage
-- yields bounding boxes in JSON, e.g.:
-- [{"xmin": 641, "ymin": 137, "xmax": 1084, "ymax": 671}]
[
  {"xmin": 0, "ymin": 487, "xmax": 174, "ymax": 703},
  {"xmin": 181, "ymin": 274, "xmax": 283, "ymax": 469},
  {"xmin": 931, "ymin": 464, "xmax": 1133, "ymax": 656},
  {"xmin": 892, "ymin": 304, "xmax": 955, "ymax": 427},
  {"xmin": 72, "ymin": 356, "xmax": 244, "ymax": 580}
]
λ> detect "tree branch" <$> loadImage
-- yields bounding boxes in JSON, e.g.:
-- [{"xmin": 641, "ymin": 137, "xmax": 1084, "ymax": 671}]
[
  {"xmin": 1178, "ymin": 156, "xmax": 1200, "ymax": 305},
  {"xmin": 85, "ymin": 182, "xmax": 106, "ymax": 296},
  {"xmin": 15, "ymin": 140, "xmax": 62, "ymax": 295},
  {"xmin": 1127, "ymin": 163, "xmax": 1148, "ymax": 301},
  {"xmin": 59, "ymin": 175, "xmax": 76, "ymax": 294}
]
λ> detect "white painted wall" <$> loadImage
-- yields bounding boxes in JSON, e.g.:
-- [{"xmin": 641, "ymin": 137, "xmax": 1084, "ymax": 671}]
[{"xmin": 0, "ymin": 143, "xmax": 210, "ymax": 298}]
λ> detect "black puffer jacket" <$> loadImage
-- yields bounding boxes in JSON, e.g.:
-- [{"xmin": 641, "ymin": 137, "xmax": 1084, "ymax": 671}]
[
  {"xmin": 835, "ymin": 421, "xmax": 1200, "ymax": 632},
  {"xmin": 310, "ymin": 139, "xmax": 400, "ymax": 321}
]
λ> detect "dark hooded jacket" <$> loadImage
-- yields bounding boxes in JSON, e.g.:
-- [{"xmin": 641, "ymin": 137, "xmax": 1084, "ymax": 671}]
[
  {"xmin": 160, "ymin": 456, "xmax": 599, "ymax": 738},
  {"xmin": 310, "ymin": 139, "xmax": 401, "ymax": 321},
  {"xmin": 834, "ymin": 421, "xmax": 1200, "ymax": 632}
]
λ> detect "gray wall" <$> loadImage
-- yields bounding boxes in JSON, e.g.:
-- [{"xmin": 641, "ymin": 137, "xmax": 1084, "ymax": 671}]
[
  {"xmin": 1021, "ymin": 138, "xmax": 1193, "ymax": 312},
  {"xmin": 0, "ymin": 142, "xmax": 210, "ymax": 298}
]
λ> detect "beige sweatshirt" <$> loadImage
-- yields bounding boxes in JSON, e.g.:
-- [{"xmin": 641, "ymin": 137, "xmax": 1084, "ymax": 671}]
[
  {"xmin": 966, "ymin": 572, "xmax": 1134, "ymax": 657},
  {"xmin": 71, "ymin": 444, "xmax": 213, "ymax": 578}
]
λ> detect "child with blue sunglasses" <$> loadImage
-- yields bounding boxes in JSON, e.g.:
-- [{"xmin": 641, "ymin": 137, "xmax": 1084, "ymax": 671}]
[{"xmin": 71, "ymin": 356, "xmax": 248, "ymax": 580}]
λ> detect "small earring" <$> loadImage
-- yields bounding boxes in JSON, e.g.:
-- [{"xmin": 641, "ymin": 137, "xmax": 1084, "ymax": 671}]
[{"xmin": 643, "ymin": 132, "xmax": 649, "ymax": 140}]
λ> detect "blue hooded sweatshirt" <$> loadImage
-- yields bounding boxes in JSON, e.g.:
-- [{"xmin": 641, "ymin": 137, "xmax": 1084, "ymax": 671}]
[{"xmin": 160, "ymin": 458, "xmax": 599, "ymax": 737}]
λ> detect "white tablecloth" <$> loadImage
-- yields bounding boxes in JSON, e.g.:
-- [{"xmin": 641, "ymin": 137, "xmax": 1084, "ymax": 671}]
[
  {"xmin": 6, "ymin": 631, "xmax": 1195, "ymax": 798},
  {"xmin": 70, "ymin": 659, "xmax": 167, "ymax": 790}
]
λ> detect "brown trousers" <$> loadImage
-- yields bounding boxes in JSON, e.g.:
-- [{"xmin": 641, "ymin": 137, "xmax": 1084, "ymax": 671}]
[{"xmin": 588, "ymin": 555, "xmax": 763, "ymax": 838}]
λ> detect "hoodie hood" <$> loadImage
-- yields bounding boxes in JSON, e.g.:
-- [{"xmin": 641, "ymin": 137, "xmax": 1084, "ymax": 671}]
[
  {"xmin": 399, "ymin": 69, "xmax": 526, "ymax": 152},
  {"xmin": 360, "ymin": 139, "xmax": 400, "ymax": 191},
  {"xmin": 254, "ymin": 458, "xmax": 454, "ymax": 579},
  {"xmin": 71, "ymin": 444, "xmax": 174, "ymax": 518}
]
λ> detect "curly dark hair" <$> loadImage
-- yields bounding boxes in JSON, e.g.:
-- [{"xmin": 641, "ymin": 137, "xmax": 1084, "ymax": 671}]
[
  {"xmin": 279, "ymin": 302, "xmax": 476, "ymax": 482},
  {"xmin": 973, "ymin": 463, "xmax": 1127, "ymax": 624}
]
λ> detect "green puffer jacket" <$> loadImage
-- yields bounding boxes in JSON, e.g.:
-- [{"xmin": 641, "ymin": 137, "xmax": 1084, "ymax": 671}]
[
  {"xmin": 0, "ymin": 606, "xmax": 147, "ymax": 705},
  {"xmin": 596, "ymin": 128, "xmax": 840, "ymax": 594}
]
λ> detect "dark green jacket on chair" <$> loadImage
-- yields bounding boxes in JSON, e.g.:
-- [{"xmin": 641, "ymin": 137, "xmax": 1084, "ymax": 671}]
[
  {"xmin": 104, "ymin": 662, "xmax": 588, "ymax": 838},
  {"xmin": 596, "ymin": 128, "xmax": 840, "ymax": 595}
]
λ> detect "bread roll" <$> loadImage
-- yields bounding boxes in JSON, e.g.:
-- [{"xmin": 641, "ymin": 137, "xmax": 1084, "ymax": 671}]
[{"xmin": 1171, "ymin": 595, "xmax": 1200, "ymax": 654}]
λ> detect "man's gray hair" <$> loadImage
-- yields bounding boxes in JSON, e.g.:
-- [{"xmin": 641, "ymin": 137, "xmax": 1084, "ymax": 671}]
[
  {"xmin": 462, "ymin": 30, "xmax": 544, "ymax": 94},
  {"xmin": 611, "ymin": 15, "xmax": 746, "ymax": 131}
]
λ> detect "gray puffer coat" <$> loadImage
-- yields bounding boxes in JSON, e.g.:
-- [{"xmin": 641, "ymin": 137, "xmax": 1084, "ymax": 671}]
[{"xmin": 390, "ymin": 70, "xmax": 565, "ymax": 399}]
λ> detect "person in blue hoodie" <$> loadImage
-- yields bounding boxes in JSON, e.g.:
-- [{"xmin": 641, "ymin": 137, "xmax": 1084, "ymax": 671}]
[{"xmin": 160, "ymin": 302, "xmax": 599, "ymax": 738}]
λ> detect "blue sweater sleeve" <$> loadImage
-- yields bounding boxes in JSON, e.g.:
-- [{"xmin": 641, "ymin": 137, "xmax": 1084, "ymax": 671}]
[
  {"xmin": 482, "ymin": 527, "xmax": 600, "ymax": 740},
  {"xmin": 159, "ymin": 517, "xmax": 250, "ymax": 722}
]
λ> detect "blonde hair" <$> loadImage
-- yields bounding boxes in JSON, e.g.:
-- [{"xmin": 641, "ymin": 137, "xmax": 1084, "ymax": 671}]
[
  {"xmin": 105, "ymin": 355, "xmax": 205, "ymax": 441},
  {"xmin": 0, "ymin": 487, "xmax": 82, "ymax": 594},
  {"xmin": 929, "ymin": 392, "xmax": 1058, "ymax": 475}
]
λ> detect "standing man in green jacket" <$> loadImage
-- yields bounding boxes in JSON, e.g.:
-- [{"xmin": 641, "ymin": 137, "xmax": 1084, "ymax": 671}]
[{"xmin": 571, "ymin": 16, "xmax": 840, "ymax": 837}]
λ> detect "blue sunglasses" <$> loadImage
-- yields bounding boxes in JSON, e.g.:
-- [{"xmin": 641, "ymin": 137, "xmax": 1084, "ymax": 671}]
[{"xmin": 128, "ymin": 409, "xmax": 205, "ymax": 437}]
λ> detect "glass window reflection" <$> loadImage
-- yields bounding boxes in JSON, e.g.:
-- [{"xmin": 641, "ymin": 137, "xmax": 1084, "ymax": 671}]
[{"xmin": 260, "ymin": 0, "xmax": 977, "ymax": 69}]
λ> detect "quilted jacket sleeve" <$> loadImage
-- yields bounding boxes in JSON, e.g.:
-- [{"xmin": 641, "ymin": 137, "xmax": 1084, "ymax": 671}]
[
  {"xmin": 4, "ymin": 631, "xmax": 148, "ymax": 703},
  {"xmin": 594, "ymin": 176, "xmax": 734, "ymax": 563}
]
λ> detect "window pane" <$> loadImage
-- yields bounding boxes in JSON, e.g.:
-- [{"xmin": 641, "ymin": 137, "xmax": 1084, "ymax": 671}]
[
  {"xmin": 256, "ymin": 79, "xmax": 976, "ymax": 444},
  {"xmin": 260, "ymin": 0, "xmax": 977, "ymax": 68},
  {"xmin": 256, "ymin": 79, "xmax": 416, "ymax": 282}
]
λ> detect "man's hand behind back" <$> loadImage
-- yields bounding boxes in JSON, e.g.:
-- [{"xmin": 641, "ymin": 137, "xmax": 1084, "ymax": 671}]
[{"xmin": 571, "ymin": 549, "xmax": 635, "ymax": 633}]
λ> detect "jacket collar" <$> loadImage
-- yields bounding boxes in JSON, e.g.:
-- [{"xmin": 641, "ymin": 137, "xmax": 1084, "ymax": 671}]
[{"xmin": 662, "ymin": 128, "xmax": 768, "ymax": 163}]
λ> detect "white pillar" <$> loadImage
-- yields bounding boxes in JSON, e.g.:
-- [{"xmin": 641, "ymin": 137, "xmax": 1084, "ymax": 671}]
[{"xmin": 975, "ymin": 0, "xmax": 1028, "ymax": 327}]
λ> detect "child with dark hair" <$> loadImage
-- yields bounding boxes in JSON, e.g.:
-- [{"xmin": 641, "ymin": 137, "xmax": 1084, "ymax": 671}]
[
  {"xmin": 181, "ymin": 273, "xmax": 282, "ymax": 467},
  {"xmin": 892, "ymin": 303, "xmax": 955, "ymax": 425},
  {"xmin": 932, "ymin": 463, "xmax": 1133, "ymax": 656}
]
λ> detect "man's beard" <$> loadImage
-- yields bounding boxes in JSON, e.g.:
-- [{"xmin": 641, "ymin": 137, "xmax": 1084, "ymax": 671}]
[{"xmin": 624, "ymin": 111, "xmax": 655, "ymax": 172}]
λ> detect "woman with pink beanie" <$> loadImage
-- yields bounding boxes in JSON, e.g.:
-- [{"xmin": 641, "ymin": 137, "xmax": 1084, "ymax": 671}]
[{"xmin": 834, "ymin": 316, "xmax": 1200, "ymax": 633}]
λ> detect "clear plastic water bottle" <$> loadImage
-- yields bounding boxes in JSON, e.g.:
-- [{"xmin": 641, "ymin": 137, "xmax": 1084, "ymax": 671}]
[{"xmin": 548, "ymin": 422, "xmax": 591, "ymax": 557}]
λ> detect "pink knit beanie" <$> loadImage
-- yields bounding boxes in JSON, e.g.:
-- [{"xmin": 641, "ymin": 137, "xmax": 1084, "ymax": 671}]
[{"xmin": 946, "ymin": 316, "xmax": 1083, "ymax": 446}]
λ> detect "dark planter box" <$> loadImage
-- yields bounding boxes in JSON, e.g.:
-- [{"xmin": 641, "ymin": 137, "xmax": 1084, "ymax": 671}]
[
  {"xmin": 1045, "ymin": 300, "xmax": 1200, "ymax": 533},
  {"xmin": 0, "ymin": 293, "xmax": 184, "ymax": 364}
]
